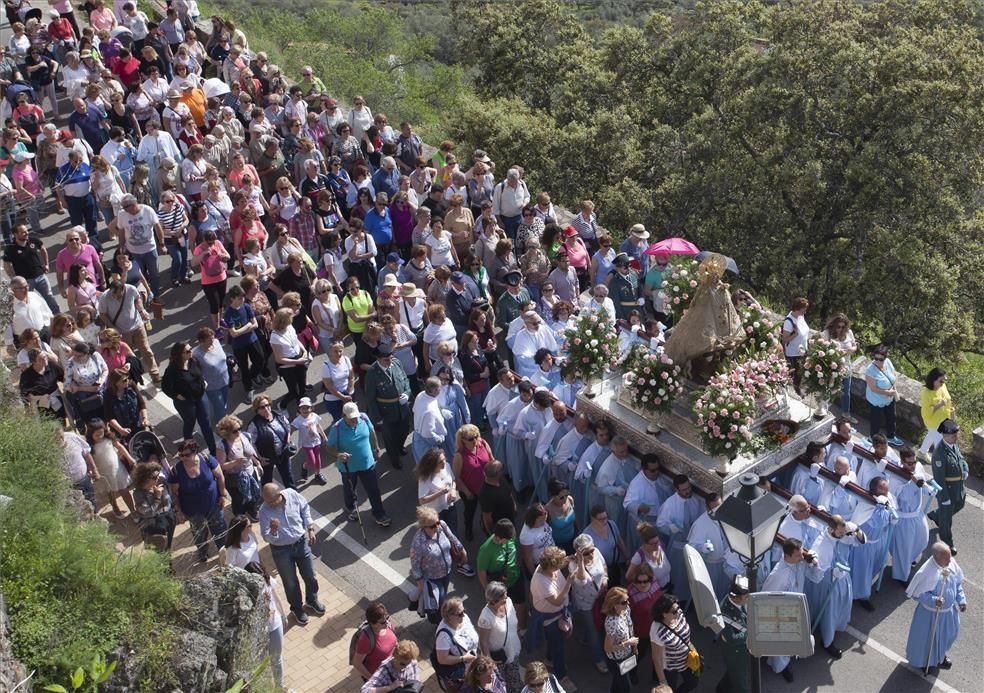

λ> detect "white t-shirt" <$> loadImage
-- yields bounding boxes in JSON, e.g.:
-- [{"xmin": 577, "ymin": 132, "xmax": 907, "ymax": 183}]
[
  {"xmin": 418, "ymin": 465, "xmax": 455, "ymax": 512},
  {"xmin": 226, "ymin": 532, "xmax": 259, "ymax": 568},
  {"xmin": 119, "ymin": 205, "xmax": 160, "ymax": 255},
  {"xmin": 61, "ymin": 432, "xmax": 91, "ymax": 483},
  {"xmin": 270, "ymin": 326, "xmax": 302, "ymax": 360},
  {"xmin": 321, "ymin": 356, "xmax": 353, "ymax": 401},
  {"xmin": 291, "ymin": 412, "xmax": 324, "ymax": 449},
  {"xmin": 530, "ymin": 568, "xmax": 568, "ymax": 614},
  {"xmin": 520, "ymin": 523, "xmax": 555, "ymax": 568},
  {"xmin": 476, "ymin": 599, "xmax": 521, "ymax": 663},
  {"xmin": 344, "ymin": 233, "xmax": 378, "ymax": 268},
  {"xmin": 425, "ymin": 233, "xmax": 455, "ymax": 267},
  {"xmin": 783, "ymin": 312, "xmax": 809, "ymax": 357}
]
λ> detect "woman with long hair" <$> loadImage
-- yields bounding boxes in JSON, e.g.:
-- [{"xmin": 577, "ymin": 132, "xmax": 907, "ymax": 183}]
[
  {"xmin": 132, "ymin": 461, "xmax": 176, "ymax": 551},
  {"xmin": 452, "ymin": 423, "xmax": 492, "ymax": 543},
  {"xmin": 270, "ymin": 307, "xmax": 310, "ymax": 414},
  {"xmin": 822, "ymin": 312, "xmax": 858, "ymax": 422},
  {"xmin": 161, "ymin": 340, "xmax": 217, "ymax": 454}
]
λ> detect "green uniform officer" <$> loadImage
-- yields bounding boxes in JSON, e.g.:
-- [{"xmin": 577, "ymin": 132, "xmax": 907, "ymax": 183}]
[
  {"xmin": 494, "ymin": 270, "xmax": 530, "ymax": 330},
  {"xmin": 927, "ymin": 418, "xmax": 968, "ymax": 555},
  {"xmin": 364, "ymin": 342, "xmax": 413, "ymax": 470},
  {"xmin": 608, "ymin": 253, "xmax": 641, "ymax": 321},
  {"xmin": 716, "ymin": 575, "xmax": 751, "ymax": 693}
]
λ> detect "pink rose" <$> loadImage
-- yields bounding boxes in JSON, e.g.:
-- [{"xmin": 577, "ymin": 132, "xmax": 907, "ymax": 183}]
[
  {"xmin": 673, "ymin": 298, "xmax": 680, "ymax": 305},
  {"xmin": 573, "ymin": 338, "xmax": 582, "ymax": 345}
]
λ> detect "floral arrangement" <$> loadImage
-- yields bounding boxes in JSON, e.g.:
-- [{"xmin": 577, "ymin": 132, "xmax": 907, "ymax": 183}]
[
  {"xmin": 734, "ymin": 304, "xmax": 782, "ymax": 358},
  {"xmin": 659, "ymin": 257, "xmax": 701, "ymax": 323},
  {"xmin": 801, "ymin": 335, "xmax": 848, "ymax": 399},
  {"xmin": 734, "ymin": 349, "xmax": 790, "ymax": 399},
  {"xmin": 620, "ymin": 344, "xmax": 686, "ymax": 415},
  {"xmin": 563, "ymin": 308, "xmax": 620, "ymax": 381},
  {"xmin": 693, "ymin": 369, "xmax": 767, "ymax": 460}
]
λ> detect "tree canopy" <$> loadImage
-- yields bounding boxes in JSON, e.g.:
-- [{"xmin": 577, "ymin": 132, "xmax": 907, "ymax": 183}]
[{"xmin": 449, "ymin": 0, "xmax": 984, "ymax": 361}]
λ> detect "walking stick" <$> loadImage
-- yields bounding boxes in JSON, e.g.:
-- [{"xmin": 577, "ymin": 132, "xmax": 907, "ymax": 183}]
[
  {"xmin": 339, "ymin": 455, "xmax": 368, "ymax": 545},
  {"xmin": 923, "ymin": 567, "xmax": 951, "ymax": 676}
]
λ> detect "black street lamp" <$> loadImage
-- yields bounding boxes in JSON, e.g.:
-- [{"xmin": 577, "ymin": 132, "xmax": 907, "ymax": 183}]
[{"xmin": 715, "ymin": 473, "xmax": 788, "ymax": 693}]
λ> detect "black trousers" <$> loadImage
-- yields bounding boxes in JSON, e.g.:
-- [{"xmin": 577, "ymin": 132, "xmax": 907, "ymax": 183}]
[
  {"xmin": 276, "ymin": 363, "xmax": 308, "ymax": 413},
  {"xmin": 234, "ymin": 340, "xmax": 266, "ymax": 392},
  {"xmin": 378, "ymin": 416, "xmax": 409, "ymax": 466}
]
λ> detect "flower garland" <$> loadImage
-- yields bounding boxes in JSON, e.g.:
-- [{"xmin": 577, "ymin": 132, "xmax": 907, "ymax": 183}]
[
  {"xmin": 563, "ymin": 308, "xmax": 620, "ymax": 381},
  {"xmin": 734, "ymin": 349, "xmax": 790, "ymax": 399},
  {"xmin": 620, "ymin": 344, "xmax": 686, "ymax": 415},
  {"xmin": 801, "ymin": 335, "xmax": 848, "ymax": 399},
  {"xmin": 659, "ymin": 257, "xmax": 701, "ymax": 323},
  {"xmin": 693, "ymin": 369, "xmax": 768, "ymax": 460}
]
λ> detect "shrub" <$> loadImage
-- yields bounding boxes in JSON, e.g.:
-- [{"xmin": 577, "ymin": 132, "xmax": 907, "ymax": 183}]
[{"xmin": 0, "ymin": 403, "xmax": 181, "ymax": 687}]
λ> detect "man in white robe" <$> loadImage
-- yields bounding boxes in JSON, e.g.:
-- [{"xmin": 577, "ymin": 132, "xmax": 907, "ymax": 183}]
[
  {"xmin": 532, "ymin": 400, "xmax": 572, "ymax": 502},
  {"xmin": 512, "ymin": 311, "xmax": 558, "ymax": 379},
  {"xmin": 687, "ymin": 493, "xmax": 734, "ymax": 600},
  {"xmin": 573, "ymin": 420, "xmax": 614, "ymax": 527},
  {"xmin": 762, "ymin": 538, "xmax": 825, "ymax": 682},
  {"xmin": 824, "ymin": 418, "xmax": 859, "ymax": 472},
  {"xmin": 778, "ymin": 495, "xmax": 825, "ymax": 617},
  {"xmin": 550, "ymin": 412, "xmax": 592, "ymax": 492},
  {"xmin": 818, "ymin": 456, "xmax": 860, "ymax": 520},
  {"xmin": 410, "ymin": 377, "xmax": 446, "ymax": 465},
  {"xmin": 656, "ymin": 474, "xmax": 704, "ymax": 603},
  {"xmin": 623, "ymin": 454, "xmax": 674, "ymax": 555},
  {"xmin": 594, "ymin": 436, "xmax": 638, "ymax": 537},
  {"xmin": 856, "ymin": 434, "xmax": 901, "ymax": 493}
]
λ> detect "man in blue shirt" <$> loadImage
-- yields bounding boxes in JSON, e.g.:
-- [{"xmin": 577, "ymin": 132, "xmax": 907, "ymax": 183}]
[
  {"xmin": 370, "ymin": 155, "xmax": 400, "ymax": 199},
  {"xmin": 363, "ymin": 192, "xmax": 394, "ymax": 265},
  {"xmin": 259, "ymin": 483, "xmax": 325, "ymax": 625},
  {"xmin": 325, "ymin": 402, "xmax": 393, "ymax": 527},
  {"xmin": 67, "ymin": 97, "xmax": 109, "ymax": 155}
]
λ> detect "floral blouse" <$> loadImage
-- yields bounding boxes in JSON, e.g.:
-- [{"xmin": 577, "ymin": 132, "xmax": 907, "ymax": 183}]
[
  {"xmin": 409, "ymin": 520, "xmax": 464, "ymax": 582},
  {"xmin": 605, "ymin": 611, "xmax": 634, "ymax": 660}
]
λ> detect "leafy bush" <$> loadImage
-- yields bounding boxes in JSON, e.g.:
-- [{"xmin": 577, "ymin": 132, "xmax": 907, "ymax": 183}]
[{"xmin": 0, "ymin": 404, "xmax": 181, "ymax": 687}]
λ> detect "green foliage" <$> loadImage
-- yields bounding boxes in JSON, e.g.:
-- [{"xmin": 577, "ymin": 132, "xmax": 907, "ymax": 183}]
[
  {"xmin": 43, "ymin": 655, "xmax": 117, "ymax": 692},
  {"xmin": 206, "ymin": 0, "xmax": 465, "ymax": 144},
  {"xmin": 0, "ymin": 407, "xmax": 181, "ymax": 687}
]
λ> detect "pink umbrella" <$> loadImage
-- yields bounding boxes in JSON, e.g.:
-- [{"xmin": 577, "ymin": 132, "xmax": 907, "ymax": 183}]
[{"xmin": 644, "ymin": 237, "xmax": 700, "ymax": 256}]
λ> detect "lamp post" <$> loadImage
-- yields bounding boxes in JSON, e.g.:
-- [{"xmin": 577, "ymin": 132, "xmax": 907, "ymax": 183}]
[{"xmin": 715, "ymin": 473, "xmax": 788, "ymax": 693}]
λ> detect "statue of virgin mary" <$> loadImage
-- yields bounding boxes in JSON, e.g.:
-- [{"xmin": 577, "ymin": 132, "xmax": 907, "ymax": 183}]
[{"xmin": 663, "ymin": 253, "xmax": 746, "ymax": 376}]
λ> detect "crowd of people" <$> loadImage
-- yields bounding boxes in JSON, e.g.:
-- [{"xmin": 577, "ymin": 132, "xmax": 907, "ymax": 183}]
[{"xmin": 1, "ymin": 3, "xmax": 973, "ymax": 693}]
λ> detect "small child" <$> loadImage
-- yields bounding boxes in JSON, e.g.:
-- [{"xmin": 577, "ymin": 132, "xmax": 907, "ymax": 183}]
[
  {"xmin": 291, "ymin": 397, "xmax": 327, "ymax": 483},
  {"xmin": 76, "ymin": 309, "xmax": 101, "ymax": 348}
]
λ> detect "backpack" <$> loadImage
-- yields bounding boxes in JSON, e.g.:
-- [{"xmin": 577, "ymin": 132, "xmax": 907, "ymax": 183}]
[
  {"xmin": 347, "ymin": 621, "xmax": 375, "ymax": 666},
  {"xmin": 15, "ymin": 108, "xmax": 39, "ymax": 138}
]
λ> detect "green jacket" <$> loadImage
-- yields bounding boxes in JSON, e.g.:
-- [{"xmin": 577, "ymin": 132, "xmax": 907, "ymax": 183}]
[
  {"xmin": 609, "ymin": 270, "xmax": 640, "ymax": 321},
  {"xmin": 364, "ymin": 359, "xmax": 413, "ymax": 424},
  {"xmin": 495, "ymin": 288, "xmax": 530, "ymax": 330},
  {"xmin": 931, "ymin": 441, "xmax": 968, "ymax": 504}
]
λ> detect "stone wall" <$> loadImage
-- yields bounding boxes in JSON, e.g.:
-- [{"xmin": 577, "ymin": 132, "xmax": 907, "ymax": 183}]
[{"xmin": 0, "ymin": 593, "xmax": 30, "ymax": 693}]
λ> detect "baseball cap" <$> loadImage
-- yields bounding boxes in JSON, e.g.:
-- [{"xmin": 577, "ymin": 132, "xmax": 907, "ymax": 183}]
[{"xmin": 342, "ymin": 402, "xmax": 360, "ymax": 420}]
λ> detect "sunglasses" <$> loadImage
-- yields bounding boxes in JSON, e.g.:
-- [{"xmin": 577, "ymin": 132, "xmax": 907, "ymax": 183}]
[
  {"xmin": 636, "ymin": 577, "xmax": 652, "ymax": 584},
  {"xmin": 873, "ymin": 357, "xmax": 886, "ymax": 362},
  {"xmin": 465, "ymin": 435, "xmax": 479, "ymax": 442},
  {"xmin": 424, "ymin": 523, "xmax": 439, "ymax": 529}
]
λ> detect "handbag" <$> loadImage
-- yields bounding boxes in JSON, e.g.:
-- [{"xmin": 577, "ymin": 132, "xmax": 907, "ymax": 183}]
[
  {"xmin": 617, "ymin": 653, "xmax": 638, "ymax": 675},
  {"xmin": 664, "ymin": 622, "xmax": 704, "ymax": 677},
  {"xmin": 392, "ymin": 683, "xmax": 423, "ymax": 693}
]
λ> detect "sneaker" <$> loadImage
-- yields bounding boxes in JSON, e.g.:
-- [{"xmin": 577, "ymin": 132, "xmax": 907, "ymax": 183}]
[
  {"xmin": 313, "ymin": 473, "xmax": 327, "ymax": 485},
  {"xmin": 246, "ymin": 389, "xmax": 255, "ymax": 402},
  {"xmin": 347, "ymin": 509, "xmax": 359, "ymax": 521},
  {"xmin": 456, "ymin": 563, "xmax": 476, "ymax": 577},
  {"xmin": 292, "ymin": 608, "xmax": 309, "ymax": 625},
  {"xmin": 374, "ymin": 515, "xmax": 392, "ymax": 527},
  {"xmin": 228, "ymin": 268, "xmax": 242, "ymax": 277},
  {"xmin": 887, "ymin": 436, "xmax": 905, "ymax": 447},
  {"xmin": 305, "ymin": 600, "xmax": 326, "ymax": 616},
  {"xmin": 825, "ymin": 644, "xmax": 842, "ymax": 660}
]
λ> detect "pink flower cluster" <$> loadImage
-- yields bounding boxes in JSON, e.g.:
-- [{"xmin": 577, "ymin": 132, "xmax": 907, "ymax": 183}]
[{"xmin": 693, "ymin": 368, "xmax": 761, "ymax": 459}]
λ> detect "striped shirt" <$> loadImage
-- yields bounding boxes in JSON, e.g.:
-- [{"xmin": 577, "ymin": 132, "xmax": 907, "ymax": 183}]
[
  {"xmin": 651, "ymin": 614, "xmax": 692, "ymax": 672},
  {"xmin": 569, "ymin": 211, "xmax": 598, "ymax": 241},
  {"xmin": 158, "ymin": 202, "xmax": 187, "ymax": 242}
]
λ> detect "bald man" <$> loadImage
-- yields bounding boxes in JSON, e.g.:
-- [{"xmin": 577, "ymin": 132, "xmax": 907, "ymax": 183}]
[
  {"xmin": 905, "ymin": 542, "xmax": 967, "ymax": 672},
  {"xmin": 533, "ymin": 400, "xmax": 572, "ymax": 502}
]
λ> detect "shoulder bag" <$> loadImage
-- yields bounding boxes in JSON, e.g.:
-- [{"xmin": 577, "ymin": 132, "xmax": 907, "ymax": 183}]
[{"xmin": 663, "ymin": 621, "xmax": 703, "ymax": 677}]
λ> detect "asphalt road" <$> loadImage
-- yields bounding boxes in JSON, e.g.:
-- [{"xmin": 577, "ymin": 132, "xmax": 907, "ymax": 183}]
[{"xmin": 6, "ymin": 33, "xmax": 982, "ymax": 693}]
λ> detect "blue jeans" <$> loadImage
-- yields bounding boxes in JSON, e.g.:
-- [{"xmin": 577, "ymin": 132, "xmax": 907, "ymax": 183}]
[
  {"xmin": 130, "ymin": 248, "xmax": 161, "ymax": 300},
  {"xmin": 340, "ymin": 467, "xmax": 387, "ymax": 520},
  {"xmin": 840, "ymin": 375, "xmax": 853, "ymax": 413},
  {"xmin": 73, "ymin": 474, "xmax": 96, "ymax": 510},
  {"xmin": 27, "ymin": 273, "xmax": 60, "ymax": 314},
  {"xmin": 270, "ymin": 538, "xmax": 320, "ymax": 613},
  {"xmin": 65, "ymin": 194, "xmax": 99, "ymax": 249},
  {"xmin": 502, "ymin": 214, "xmax": 521, "ymax": 243},
  {"xmin": 165, "ymin": 240, "xmax": 188, "ymax": 284},
  {"xmin": 543, "ymin": 618, "xmax": 568, "ymax": 679},
  {"xmin": 187, "ymin": 505, "xmax": 226, "ymax": 559},
  {"xmin": 98, "ymin": 204, "xmax": 116, "ymax": 228},
  {"xmin": 173, "ymin": 396, "xmax": 216, "ymax": 454},
  {"xmin": 205, "ymin": 387, "xmax": 229, "ymax": 425},
  {"xmin": 574, "ymin": 607, "xmax": 606, "ymax": 665},
  {"xmin": 467, "ymin": 389, "xmax": 487, "ymax": 429}
]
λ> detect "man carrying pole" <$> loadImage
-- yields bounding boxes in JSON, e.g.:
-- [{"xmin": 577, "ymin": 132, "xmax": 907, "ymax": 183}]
[{"xmin": 904, "ymin": 542, "xmax": 967, "ymax": 674}]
